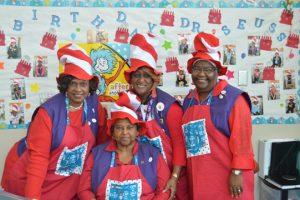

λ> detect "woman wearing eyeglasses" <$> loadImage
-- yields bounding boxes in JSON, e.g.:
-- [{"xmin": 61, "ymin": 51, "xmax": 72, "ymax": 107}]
[
  {"xmin": 115, "ymin": 33, "xmax": 188, "ymax": 200},
  {"xmin": 181, "ymin": 32, "xmax": 258, "ymax": 200},
  {"xmin": 1, "ymin": 44, "xmax": 108, "ymax": 200},
  {"xmin": 78, "ymin": 103, "xmax": 170, "ymax": 200}
]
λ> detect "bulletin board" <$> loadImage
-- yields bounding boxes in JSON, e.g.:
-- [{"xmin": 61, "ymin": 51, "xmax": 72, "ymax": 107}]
[{"xmin": 0, "ymin": 0, "xmax": 299, "ymax": 129}]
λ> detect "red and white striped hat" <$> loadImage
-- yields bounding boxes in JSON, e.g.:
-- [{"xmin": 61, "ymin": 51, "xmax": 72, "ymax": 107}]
[
  {"xmin": 187, "ymin": 32, "xmax": 227, "ymax": 76},
  {"xmin": 10, "ymin": 37, "xmax": 16, "ymax": 43},
  {"xmin": 116, "ymin": 90, "xmax": 141, "ymax": 111},
  {"xmin": 11, "ymin": 104, "xmax": 19, "ymax": 112},
  {"xmin": 37, "ymin": 56, "xmax": 43, "ymax": 62},
  {"xmin": 125, "ymin": 33, "xmax": 162, "ymax": 82},
  {"xmin": 107, "ymin": 103, "xmax": 147, "ymax": 136},
  {"xmin": 57, "ymin": 43, "xmax": 98, "ymax": 82}
]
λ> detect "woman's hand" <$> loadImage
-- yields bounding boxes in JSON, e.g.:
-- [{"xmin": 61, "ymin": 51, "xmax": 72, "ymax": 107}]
[
  {"xmin": 229, "ymin": 171, "xmax": 243, "ymax": 198},
  {"xmin": 163, "ymin": 176, "xmax": 178, "ymax": 200}
]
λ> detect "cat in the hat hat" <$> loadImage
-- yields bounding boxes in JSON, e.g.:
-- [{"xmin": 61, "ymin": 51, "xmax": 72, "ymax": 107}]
[
  {"xmin": 1, "ymin": 43, "xmax": 108, "ymax": 199},
  {"xmin": 182, "ymin": 32, "xmax": 257, "ymax": 199},
  {"xmin": 119, "ymin": 33, "xmax": 189, "ymax": 199}
]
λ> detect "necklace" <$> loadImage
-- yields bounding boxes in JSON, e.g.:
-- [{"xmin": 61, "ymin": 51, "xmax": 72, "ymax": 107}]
[{"xmin": 69, "ymin": 103, "xmax": 83, "ymax": 111}]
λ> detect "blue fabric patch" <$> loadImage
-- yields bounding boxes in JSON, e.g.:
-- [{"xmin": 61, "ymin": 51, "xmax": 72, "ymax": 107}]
[
  {"xmin": 139, "ymin": 135, "xmax": 166, "ymax": 160},
  {"xmin": 107, "ymin": 180, "xmax": 141, "ymax": 200},
  {"xmin": 183, "ymin": 119, "xmax": 211, "ymax": 157},
  {"xmin": 55, "ymin": 142, "xmax": 87, "ymax": 176}
]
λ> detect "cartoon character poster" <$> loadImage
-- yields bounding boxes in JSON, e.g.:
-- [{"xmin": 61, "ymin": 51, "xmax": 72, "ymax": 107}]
[{"xmin": 59, "ymin": 43, "xmax": 130, "ymax": 102}]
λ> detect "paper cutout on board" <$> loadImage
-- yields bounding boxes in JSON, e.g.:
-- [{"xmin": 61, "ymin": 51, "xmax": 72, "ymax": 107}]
[
  {"xmin": 0, "ymin": 60, "xmax": 4, "ymax": 69},
  {"xmin": 262, "ymin": 66, "xmax": 275, "ymax": 80},
  {"xmin": 226, "ymin": 70, "xmax": 234, "ymax": 80},
  {"xmin": 286, "ymin": 34, "xmax": 299, "ymax": 49},
  {"xmin": 162, "ymin": 40, "xmax": 172, "ymax": 50},
  {"xmin": 279, "ymin": 9, "xmax": 293, "ymax": 25},
  {"xmin": 0, "ymin": 30, "xmax": 5, "ymax": 46},
  {"xmin": 208, "ymin": 9, "xmax": 222, "ymax": 24},
  {"xmin": 165, "ymin": 57, "xmax": 179, "ymax": 72},
  {"xmin": 260, "ymin": 36, "xmax": 272, "ymax": 51},
  {"xmin": 40, "ymin": 29, "xmax": 57, "ymax": 50},
  {"xmin": 160, "ymin": 10, "xmax": 174, "ymax": 27},
  {"xmin": 31, "ymin": 83, "xmax": 41, "ymax": 93},
  {"xmin": 114, "ymin": 27, "xmax": 129, "ymax": 44},
  {"xmin": 15, "ymin": 57, "xmax": 31, "ymax": 77}
]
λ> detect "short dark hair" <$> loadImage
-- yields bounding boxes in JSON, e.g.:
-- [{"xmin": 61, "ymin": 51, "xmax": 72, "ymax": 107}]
[{"xmin": 56, "ymin": 75, "xmax": 98, "ymax": 94}]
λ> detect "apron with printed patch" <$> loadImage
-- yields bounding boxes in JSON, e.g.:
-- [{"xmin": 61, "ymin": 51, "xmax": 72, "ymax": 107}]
[
  {"xmin": 96, "ymin": 152, "xmax": 156, "ymax": 200},
  {"xmin": 140, "ymin": 120, "xmax": 172, "ymax": 169},
  {"xmin": 182, "ymin": 103, "xmax": 254, "ymax": 200},
  {"xmin": 4, "ymin": 116, "xmax": 95, "ymax": 200},
  {"xmin": 138, "ymin": 100, "xmax": 172, "ymax": 169},
  {"xmin": 138, "ymin": 100, "xmax": 188, "ymax": 200}
]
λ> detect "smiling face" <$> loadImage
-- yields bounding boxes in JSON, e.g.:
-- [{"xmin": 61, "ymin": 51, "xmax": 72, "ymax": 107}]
[
  {"xmin": 112, "ymin": 118, "xmax": 138, "ymax": 148},
  {"xmin": 67, "ymin": 78, "xmax": 90, "ymax": 107},
  {"xmin": 130, "ymin": 67, "xmax": 155, "ymax": 102},
  {"xmin": 95, "ymin": 57, "xmax": 109, "ymax": 72},
  {"xmin": 191, "ymin": 60, "xmax": 218, "ymax": 97}
]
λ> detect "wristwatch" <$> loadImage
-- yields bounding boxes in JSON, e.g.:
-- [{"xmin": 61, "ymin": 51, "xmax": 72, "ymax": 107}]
[{"xmin": 232, "ymin": 169, "xmax": 242, "ymax": 175}]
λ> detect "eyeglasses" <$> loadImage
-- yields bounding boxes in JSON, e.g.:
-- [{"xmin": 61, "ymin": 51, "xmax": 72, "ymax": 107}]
[
  {"xmin": 191, "ymin": 66, "xmax": 217, "ymax": 74},
  {"xmin": 131, "ymin": 72, "xmax": 152, "ymax": 79}
]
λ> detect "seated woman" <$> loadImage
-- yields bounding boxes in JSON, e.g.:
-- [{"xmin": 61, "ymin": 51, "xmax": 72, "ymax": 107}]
[{"xmin": 78, "ymin": 103, "xmax": 171, "ymax": 200}]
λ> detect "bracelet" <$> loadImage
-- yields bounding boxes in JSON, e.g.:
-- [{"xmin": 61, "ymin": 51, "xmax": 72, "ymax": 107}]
[{"xmin": 172, "ymin": 173, "xmax": 179, "ymax": 179}]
